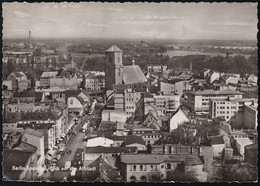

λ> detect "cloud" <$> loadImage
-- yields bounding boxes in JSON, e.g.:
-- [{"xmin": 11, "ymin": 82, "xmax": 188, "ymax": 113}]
[
  {"xmin": 87, "ymin": 23, "xmax": 110, "ymax": 28},
  {"xmin": 13, "ymin": 10, "xmax": 30, "ymax": 18},
  {"xmin": 207, "ymin": 21, "xmax": 255, "ymax": 27}
]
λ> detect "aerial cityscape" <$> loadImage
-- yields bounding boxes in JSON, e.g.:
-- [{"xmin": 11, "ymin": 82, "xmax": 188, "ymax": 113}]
[{"xmin": 2, "ymin": 2, "xmax": 258, "ymax": 182}]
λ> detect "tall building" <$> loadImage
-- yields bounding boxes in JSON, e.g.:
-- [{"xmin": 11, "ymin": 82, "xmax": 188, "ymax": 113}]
[
  {"xmin": 105, "ymin": 45, "xmax": 124, "ymax": 90},
  {"xmin": 105, "ymin": 44, "xmax": 147, "ymax": 91}
]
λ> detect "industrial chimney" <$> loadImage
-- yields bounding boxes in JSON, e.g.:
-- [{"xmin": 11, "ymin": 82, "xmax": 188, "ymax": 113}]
[{"xmin": 29, "ymin": 30, "xmax": 32, "ymax": 48}]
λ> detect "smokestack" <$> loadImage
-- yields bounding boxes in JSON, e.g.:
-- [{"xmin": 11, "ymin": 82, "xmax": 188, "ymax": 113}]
[
  {"xmin": 29, "ymin": 31, "xmax": 32, "ymax": 48},
  {"xmin": 190, "ymin": 62, "xmax": 192, "ymax": 72}
]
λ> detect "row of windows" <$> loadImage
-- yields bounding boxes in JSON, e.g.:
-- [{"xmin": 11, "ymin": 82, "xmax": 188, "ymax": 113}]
[
  {"xmin": 129, "ymin": 164, "xmax": 157, "ymax": 171},
  {"xmin": 144, "ymin": 135, "xmax": 161, "ymax": 139}
]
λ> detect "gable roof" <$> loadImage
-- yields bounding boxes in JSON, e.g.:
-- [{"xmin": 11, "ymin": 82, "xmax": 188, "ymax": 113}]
[
  {"xmin": 123, "ymin": 65, "xmax": 147, "ymax": 84},
  {"xmin": 81, "ymin": 155, "xmax": 121, "ymax": 181}
]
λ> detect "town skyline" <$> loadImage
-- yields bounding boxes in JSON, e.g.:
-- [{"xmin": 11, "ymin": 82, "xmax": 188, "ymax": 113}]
[{"xmin": 3, "ymin": 2, "xmax": 258, "ymax": 40}]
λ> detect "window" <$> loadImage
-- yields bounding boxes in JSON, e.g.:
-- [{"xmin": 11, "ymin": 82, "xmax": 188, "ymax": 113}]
[
  {"xmin": 133, "ymin": 165, "xmax": 136, "ymax": 171},
  {"xmin": 140, "ymin": 165, "xmax": 143, "ymax": 171},
  {"xmin": 167, "ymin": 163, "xmax": 171, "ymax": 169},
  {"xmin": 151, "ymin": 165, "xmax": 153, "ymax": 171},
  {"xmin": 161, "ymin": 164, "xmax": 164, "ymax": 169}
]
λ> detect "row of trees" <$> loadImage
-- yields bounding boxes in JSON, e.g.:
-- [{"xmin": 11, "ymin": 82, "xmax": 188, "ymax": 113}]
[{"xmin": 169, "ymin": 55, "xmax": 258, "ymax": 76}]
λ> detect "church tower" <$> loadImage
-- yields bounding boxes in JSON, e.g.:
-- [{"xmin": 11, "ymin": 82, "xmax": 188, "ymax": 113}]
[{"xmin": 105, "ymin": 44, "xmax": 123, "ymax": 90}]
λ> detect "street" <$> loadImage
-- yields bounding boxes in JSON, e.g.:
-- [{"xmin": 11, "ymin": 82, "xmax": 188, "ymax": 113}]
[{"xmin": 42, "ymin": 115, "xmax": 90, "ymax": 181}]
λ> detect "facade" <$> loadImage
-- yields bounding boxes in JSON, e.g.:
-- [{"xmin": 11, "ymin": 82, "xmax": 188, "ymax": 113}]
[
  {"xmin": 23, "ymin": 128, "xmax": 45, "ymax": 167},
  {"xmin": 7, "ymin": 71, "xmax": 31, "ymax": 92},
  {"xmin": 40, "ymin": 71, "xmax": 58, "ymax": 87},
  {"xmin": 208, "ymin": 136, "xmax": 225, "ymax": 157},
  {"xmin": 187, "ymin": 89, "xmax": 243, "ymax": 114},
  {"xmin": 84, "ymin": 73, "xmax": 105, "ymax": 91},
  {"xmin": 147, "ymin": 65, "xmax": 167, "ymax": 73},
  {"xmin": 160, "ymin": 80, "xmax": 191, "ymax": 96},
  {"xmin": 120, "ymin": 154, "xmax": 207, "ymax": 182},
  {"xmin": 209, "ymin": 98, "xmax": 257, "ymax": 122},
  {"xmin": 169, "ymin": 108, "xmax": 189, "ymax": 132},
  {"xmin": 154, "ymin": 94, "xmax": 180, "ymax": 114},
  {"xmin": 114, "ymin": 89, "xmax": 143, "ymax": 116}
]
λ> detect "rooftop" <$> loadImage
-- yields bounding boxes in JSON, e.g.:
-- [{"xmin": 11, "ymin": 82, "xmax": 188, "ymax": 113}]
[
  {"xmin": 40, "ymin": 71, "xmax": 58, "ymax": 78},
  {"xmin": 123, "ymin": 65, "xmax": 147, "ymax": 84},
  {"xmin": 84, "ymin": 146, "xmax": 137, "ymax": 154},
  {"xmin": 125, "ymin": 135, "xmax": 146, "ymax": 146},
  {"xmin": 24, "ymin": 128, "xmax": 44, "ymax": 138},
  {"xmin": 208, "ymin": 136, "xmax": 224, "ymax": 145},
  {"xmin": 189, "ymin": 89, "xmax": 243, "ymax": 96},
  {"xmin": 106, "ymin": 44, "xmax": 122, "ymax": 52},
  {"xmin": 3, "ymin": 149, "xmax": 33, "ymax": 180}
]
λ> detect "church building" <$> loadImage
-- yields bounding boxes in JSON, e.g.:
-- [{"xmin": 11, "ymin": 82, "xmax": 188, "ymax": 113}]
[{"xmin": 105, "ymin": 45, "xmax": 147, "ymax": 91}]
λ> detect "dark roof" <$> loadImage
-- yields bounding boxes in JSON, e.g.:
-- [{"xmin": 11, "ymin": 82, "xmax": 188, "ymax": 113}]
[
  {"xmin": 3, "ymin": 149, "xmax": 33, "ymax": 180},
  {"xmin": 84, "ymin": 146, "xmax": 137, "ymax": 154},
  {"xmin": 13, "ymin": 91, "xmax": 35, "ymax": 98},
  {"xmin": 81, "ymin": 155, "xmax": 121, "ymax": 181},
  {"xmin": 208, "ymin": 136, "xmax": 224, "ymax": 145},
  {"xmin": 144, "ymin": 92, "xmax": 154, "ymax": 98},
  {"xmin": 21, "ymin": 110, "xmax": 57, "ymax": 121},
  {"xmin": 125, "ymin": 135, "xmax": 146, "ymax": 146},
  {"xmin": 18, "ymin": 142, "xmax": 37, "ymax": 153},
  {"xmin": 245, "ymin": 143, "xmax": 258, "ymax": 150}
]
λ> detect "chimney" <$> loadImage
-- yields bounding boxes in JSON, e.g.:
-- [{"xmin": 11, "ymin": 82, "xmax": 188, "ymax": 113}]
[
  {"xmin": 29, "ymin": 30, "xmax": 31, "ymax": 48},
  {"xmin": 190, "ymin": 62, "xmax": 192, "ymax": 72}
]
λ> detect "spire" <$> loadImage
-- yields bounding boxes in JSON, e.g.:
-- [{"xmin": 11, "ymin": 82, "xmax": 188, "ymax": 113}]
[{"xmin": 132, "ymin": 59, "xmax": 135, "ymax": 65}]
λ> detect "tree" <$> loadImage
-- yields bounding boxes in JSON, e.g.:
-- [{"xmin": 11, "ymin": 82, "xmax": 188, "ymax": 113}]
[{"xmin": 177, "ymin": 122, "xmax": 196, "ymax": 145}]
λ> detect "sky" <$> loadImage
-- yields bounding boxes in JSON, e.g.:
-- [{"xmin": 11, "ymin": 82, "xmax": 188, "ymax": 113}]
[{"xmin": 2, "ymin": 2, "xmax": 258, "ymax": 40}]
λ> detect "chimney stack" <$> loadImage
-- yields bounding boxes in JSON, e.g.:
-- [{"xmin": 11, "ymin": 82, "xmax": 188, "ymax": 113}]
[{"xmin": 29, "ymin": 31, "xmax": 32, "ymax": 48}]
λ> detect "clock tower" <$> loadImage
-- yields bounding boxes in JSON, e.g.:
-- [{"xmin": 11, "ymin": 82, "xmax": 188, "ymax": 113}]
[{"xmin": 105, "ymin": 44, "xmax": 123, "ymax": 90}]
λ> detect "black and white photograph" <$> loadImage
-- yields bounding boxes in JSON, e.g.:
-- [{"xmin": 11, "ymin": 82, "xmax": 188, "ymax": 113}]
[{"xmin": 2, "ymin": 2, "xmax": 258, "ymax": 182}]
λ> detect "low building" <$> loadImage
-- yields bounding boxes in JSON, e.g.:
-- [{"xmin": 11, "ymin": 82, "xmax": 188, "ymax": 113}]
[
  {"xmin": 209, "ymin": 98, "xmax": 257, "ymax": 122},
  {"xmin": 7, "ymin": 71, "xmax": 31, "ymax": 92},
  {"xmin": 120, "ymin": 154, "xmax": 207, "ymax": 182},
  {"xmin": 147, "ymin": 65, "xmax": 167, "ymax": 73},
  {"xmin": 207, "ymin": 136, "xmax": 225, "ymax": 157},
  {"xmin": 3, "ymin": 148, "xmax": 37, "ymax": 181},
  {"xmin": 83, "ymin": 73, "xmax": 105, "ymax": 91},
  {"xmin": 23, "ymin": 128, "xmax": 45, "ymax": 168},
  {"xmin": 124, "ymin": 135, "xmax": 147, "ymax": 151},
  {"xmin": 168, "ymin": 108, "xmax": 189, "ymax": 132},
  {"xmin": 187, "ymin": 89, "xmax": 243, "ymax": 114},
  {"xmin": 160, "ymin": 80, "xmax": 191, "ymax": 96},
  {"xmin": 244, "ymin": 143, "xmax": 258, "ymax": 165},
  {"xmin": 154, "ymin": 94, "xmax": 180, "ymax": 114},
  {"xmin": 84, "ymin": 136, "xmax": 114, "ymax": 147},
  {"xmin": 40, "ymin": 71, "xmax": 58, "ymax": 88}
]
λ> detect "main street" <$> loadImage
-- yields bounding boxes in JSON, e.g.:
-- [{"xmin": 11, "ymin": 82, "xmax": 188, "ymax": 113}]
[{"xmin": 42, "ymin": 115, "xmax": 91, "ymax": 181}]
